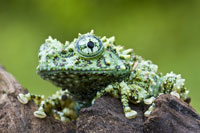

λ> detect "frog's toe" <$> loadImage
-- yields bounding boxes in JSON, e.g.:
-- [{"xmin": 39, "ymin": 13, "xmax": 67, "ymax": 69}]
[
  {"xmin": 125, "ymin": 110, "xmax": 137, "ymax": 119},
  {"xmin": 60, "ymin": 117, "xmax": 70, "ymax": 122},
  {"xmin": 144, "ymin": 103, "xmax": 155, "ymax": 117},
  {"xmin": 17, "ymin": 93, "xmax": 29, "ymax": 104},
  {"xmin": 144, "ymin": 97, "xmax": 155, "ymax": 105},
  {"xmin": 144, "ymin": 110, "xmax": 151, "ymax": 117},
  {"xmin": 34, "ymin": 110, "xmax": 47, "ymax": 118},
  {"xmin": 170, "ymin": 91, "xmax": 180, "ymax": 98},
  {"xmin": 91, "ymin": 99, "xmax": 96, "ymax": 105}
]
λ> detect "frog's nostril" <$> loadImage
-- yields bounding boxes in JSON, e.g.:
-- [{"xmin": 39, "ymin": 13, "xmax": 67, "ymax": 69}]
[{"xmin": 87, "ymin": 41, "xmax": 94, "ymax": 49}]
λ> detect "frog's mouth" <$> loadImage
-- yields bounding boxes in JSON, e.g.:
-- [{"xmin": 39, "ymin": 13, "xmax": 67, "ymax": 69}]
[{"xmin": 38, "ymin": 69, "xmax": 130, "ymax": 88}]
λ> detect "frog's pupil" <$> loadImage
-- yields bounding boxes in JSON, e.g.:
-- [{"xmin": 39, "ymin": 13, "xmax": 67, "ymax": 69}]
[{"xmin": 87, "ymin": 41, "xmax": 94, "ymax": 49}]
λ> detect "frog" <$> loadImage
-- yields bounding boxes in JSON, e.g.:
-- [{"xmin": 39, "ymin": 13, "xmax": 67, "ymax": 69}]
[{"xmin": 17, "ymin": 30, "xmax": 189, "ymax": 122}]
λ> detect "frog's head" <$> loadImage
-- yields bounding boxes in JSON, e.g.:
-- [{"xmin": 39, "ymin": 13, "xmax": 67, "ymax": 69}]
[{"xmin": 37, "ymin": 30, "xmax": 134, "ymax": 100}]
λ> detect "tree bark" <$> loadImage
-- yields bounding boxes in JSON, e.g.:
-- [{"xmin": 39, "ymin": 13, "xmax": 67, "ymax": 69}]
[
  {"xmin": 0, "ymin": 66, "xmax": 75, "ymax": 133},
  {"xmin": 0, "ymin": 65, "xmax": 199, "ymax": 133}
]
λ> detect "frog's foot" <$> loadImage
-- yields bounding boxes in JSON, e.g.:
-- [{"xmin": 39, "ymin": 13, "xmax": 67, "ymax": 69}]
[
  {"xmin": 17, "ymin": 93, "xmax": 45, "ymax": 105},
  {"xmin": 34, "ymin": 110, "xmax": 47, "ymax": 118},
  {"xmin": 144, "ymin": 103, "xmax": 155, "ymax": 117},
  {"xmin": 36, "ymin": 89, "xmax": 77, "ymax": 121},
  {"xmin": 161, "ymin": 72, "xmax": 189, "ymax": 100},
  {"xmin": 144, "ymin": 97, "xmax": 155, "ymax": 105},
  {"xmin": 52, "ymin": 109, "xmax": 71, "ymax": 122},
  {"xmin": 52, "ymin": 107, "xmax": 78, "ymax": 122},
  {"xmin": 17, "ymin": 93, "xmax": 31, "ymax": 104},
  {"xmin": 33, "ymin": 100, "xmax": 50, "ymax": 118},
  {"xmin": 143, "ymin": 97, "xmax": 155, "ymax": 117},
  {"xmin": 120, "ymin": 81, "xmax": 138, "ymax": 119},
  {"xmin": 124, "ymin": 107, "xmax": 137, "ymax": 119},
  {"xmin": 62, "ymin": 107, "xmax": 77, "ymax": 120}
]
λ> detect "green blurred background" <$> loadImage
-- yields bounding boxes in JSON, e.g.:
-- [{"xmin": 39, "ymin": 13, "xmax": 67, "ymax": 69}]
[{"xmin": 0, "ymin": 0, "xmax": 199, "ymax": 112}]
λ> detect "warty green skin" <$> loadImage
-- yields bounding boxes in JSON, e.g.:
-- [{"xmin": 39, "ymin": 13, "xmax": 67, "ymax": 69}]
[{"xmin": 17, "ymin": 30, "xmax": 189, "ymax": 121}]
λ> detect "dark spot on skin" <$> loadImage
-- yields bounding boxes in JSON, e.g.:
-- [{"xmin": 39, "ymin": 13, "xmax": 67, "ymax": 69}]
[
  {"xmin": 97, "ymin": 63, "xmax": 102, "ymax": 67},
  {"xmin": 97, "ymin": 57, "xmax": 107, "ymax": 68},
  {"xmin": 46, "ymin": 56, "xmax": 49, "ymax": 61},
  {"xmin": 77, "ymin": 59, "xmax": 89, "ymax": 67},
  {"xmin": 75, "ymin": 60, "xmax": 80, "ymax": 64},
  {"xmin": 97, "ymin": 58, "xmax": 101, "ymax": 68},
  {"xmin": 69, "ymin": 48, "xmax": 74, "ymax": 52},
  {"xmin": 180, "ymin": 89, "xmax": 185, "ymax": 93},
  {"xmin": 53, "ymin": 55, "xmax": 58, "ymax": 60},
  {"xmin": 112, "ymin": 48, "xmax": 117, "ymax": 53},
  {"xmin": 61, "ymin": 49, "xmax": 66, "ymax": 54},
  {"xmin": 54, "ymin": 62, "xmax": 58, "ymax": 66},
  {"xmin": 106, "ymin": 46, "xmax": 112, "ymax": 51},
  {"xmin": 61, "ymin": 53, "xmax": 73, "ymax": 58},
  {"xmin": 103, "ymin": 58, "xmax": 109, "ymax": 66},
  {"xmin": 82, "ymin": 64, "xmax": 87, "ymax": 67},
  {"xmin": 60, "ymin": 63, "xmax": 65, "ymax": 67},
  {"xmin": 75, "ymin": 58, "xmax": 80, "ymax": 64},
  {"xmin": 61, "ymin": 95, "xmax": 68, "ymax": 101},
  {"xmin": 115, "ymin": 65, "xmax": 120, "ymax": 70},
  {"xmin": 87, "ymin": 60, "xmax": 92, "ymax": 64},
  {"xmin": 153, "ymin": 76, "xmax": 157, "ymax": 81}
]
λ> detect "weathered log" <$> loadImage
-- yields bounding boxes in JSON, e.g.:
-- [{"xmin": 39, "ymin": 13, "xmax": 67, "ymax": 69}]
[
  {"xmin": 77, "ymin": 95, "xmax": 200, "ymax": 133},
  {"xmin": 0, "ymin": 66, "xmax": 75, "ymax": 133},
  {"xmin": 0, "ymin": 65, "xmax": 199, "ymax": 133}
]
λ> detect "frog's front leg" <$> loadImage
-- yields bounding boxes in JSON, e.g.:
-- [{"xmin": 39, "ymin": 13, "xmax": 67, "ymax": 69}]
[
  {"xmin": 17, "ymin": 92, "xmax": 48, "ymax": 118},
  {"xmin": 18, "ymin": 92, "xmax": 54, "ymax": 118},
  {"xmin": 92, "ymin": 81, "xmax": 137, "ymax": 119},
  {"xmin": 34, "ymin": 89, "xmax": 77, "ymax": 120},
  {"xmin": 119, "ymin": 81, "xmax": 137, "ymax": 119},
  {"xmin": 18, "ymin": 89, "xmax": 77, "ymax": 121}
]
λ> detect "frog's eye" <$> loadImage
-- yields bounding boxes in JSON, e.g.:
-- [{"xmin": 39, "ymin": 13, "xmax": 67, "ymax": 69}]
[{"xmin": 76, "ymin": 35, "xmax": 103, "ymax": 57}]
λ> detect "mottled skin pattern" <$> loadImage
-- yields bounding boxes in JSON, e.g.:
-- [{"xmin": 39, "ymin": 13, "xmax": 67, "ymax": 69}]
[{"xmin": 18, "ymin": 30, "xmax": 189, "ymax": 122}]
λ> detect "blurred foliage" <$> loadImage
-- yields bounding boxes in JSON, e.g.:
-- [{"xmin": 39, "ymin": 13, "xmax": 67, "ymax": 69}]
[{"xmin": 0, "ymin": 0, "xmax": 199, "ymax": 112}]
